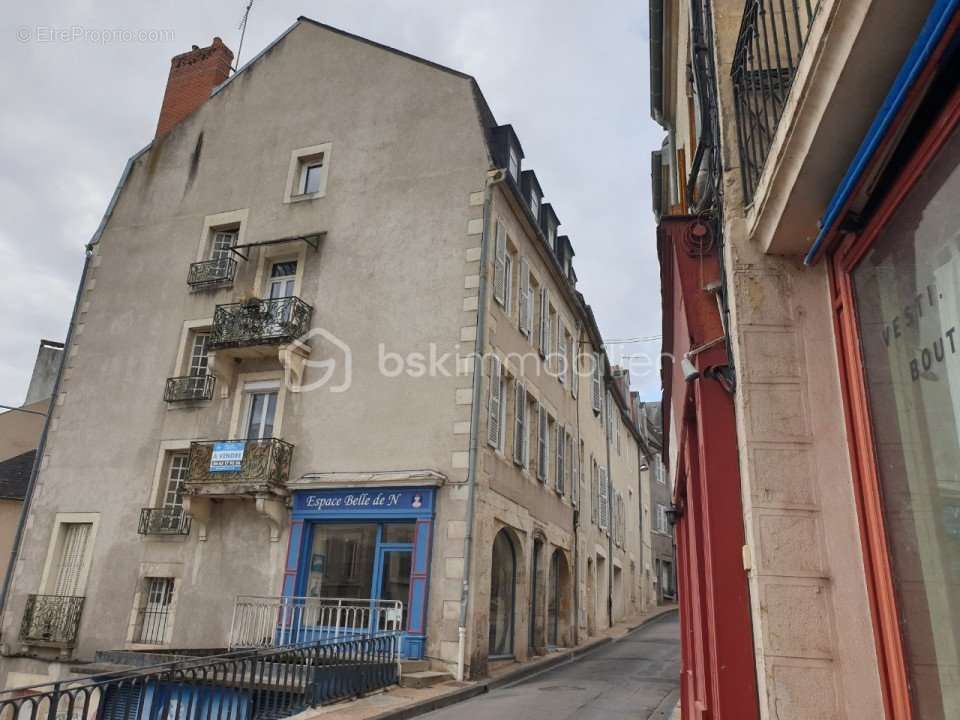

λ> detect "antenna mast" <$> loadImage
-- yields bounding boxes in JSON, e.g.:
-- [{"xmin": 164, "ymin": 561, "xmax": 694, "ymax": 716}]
[{"xmin": 233, "ymin": 0, "xmax": 255, "ymax": 73}]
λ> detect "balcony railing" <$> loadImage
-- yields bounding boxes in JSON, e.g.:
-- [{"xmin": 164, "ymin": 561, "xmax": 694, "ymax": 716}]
[
  {"xmin": 0, "ymin": 632, "xmax": 401, "ymax": 720},
  {"xmin": 20, "ymin": 594, "xmax": 84, "ymax": 647},
  {"xmin": 138, "ymin": 507, "xmax": 192, "ymax": 536},
  {"xmin": 163, "ymin": 374, "xmax": 216, "ymax": 402},
  {"xmin": 187, "ymin": 438, "xmax": 294, "ymax": 491},
  {"xmin": 187, "ymin": 256, "xmax": 237, "ymax": 288},
  {"xmin": 209, "ymin": 297, "xmax": 312, "ymax": 350},
  {"xmin": 732, "ymin": 0, "xmax": 820, "ymax": 204},
  {"xmin": 230, "ymin": 596, "xmax": 405, "ymax": 649}
]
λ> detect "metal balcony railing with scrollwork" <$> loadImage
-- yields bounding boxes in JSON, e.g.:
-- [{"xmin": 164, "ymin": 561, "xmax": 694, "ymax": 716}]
[
  {"xmin": 138, "ymin": 507, "xmax": 192, "ymax": 536},
  {"xmin": 187, "ymin": 438, "xmax": 294, "ymax": 492},
  {"xmin": 732, "ymin": 0, "xmax": 821, "ymax": 204},
  {"xmin": 187, "ymin": 257, "xmax": 237, "ymax": 288},
  {"xmin": 163, "ymin": 374, "xmax": 216, "ymax": 402},
  {"xmin": 20, "ymin": 594, "xmax": 85, "ymax": 647},
  {"xmin": 208, "ymin": 297, "xmax": 313, "ymax": 350}
]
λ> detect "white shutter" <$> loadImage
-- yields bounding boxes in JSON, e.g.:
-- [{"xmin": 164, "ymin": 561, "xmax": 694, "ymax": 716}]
[
  {"xmin": 592, "ymin": 352, "xmax": 602, "ymax": 412},
  {"xmin": 558, "ymin": 321, "xmax": 566, "ymax": 385},
  {"xmin": 572, "ymin": 438, "xmax": 580, "ymax": 506},
  {"xmin": 591, "ymin": 461, "xmax": 598, "ymax": 524},
  {"xmin": 571, "ymin": 335, "xmax": 579, "ymax": 399},
  {"xmin": 504, "ymin": 253, "xmax": 513, "ymax": 314},
  {"xmin": 519, "ymin": 259, "xmax": 531, "ymax": 336},
  {"xmin": 565, "ymin": 431, "xmax": 573, "ymax": 497},
  {"xmin": 539, "ymin": 288, "xmax": 549, "ymax": 356},
  {"xmin": 493, "ymin": 221, "xmax": 507, "ymax": 305},
  {"xmin": 54, "ymin": 523, "xmax": 91, "ymax": 596},
  {"xmin": 513, "ymin": 382, "xmax": 526, "ymax": 466},
  {"xmin": 599, "ymin": 467, "xmax": 609, "ymax": 530},
  {"xmin": 537, "ymin": 405, "xmax": 548, "ymax": 481},
  {"xmin": 555, "ymin": 425, "xmax": 564, "ymax": 493},
  {"xmin": 487, "ymin": 356, "xmax": 502, "ymax": 448}
]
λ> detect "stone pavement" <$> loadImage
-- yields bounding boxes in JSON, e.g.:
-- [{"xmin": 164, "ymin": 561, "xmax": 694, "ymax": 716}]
[{"xmin": 296, "ymin": 605, "xmax": 678, "ymax": 720}]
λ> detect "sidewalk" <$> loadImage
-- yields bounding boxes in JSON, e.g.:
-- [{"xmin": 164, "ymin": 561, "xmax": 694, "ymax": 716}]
[{"xmin": 296, "ymin": 604, "xmax": 678, "ymax": 720}]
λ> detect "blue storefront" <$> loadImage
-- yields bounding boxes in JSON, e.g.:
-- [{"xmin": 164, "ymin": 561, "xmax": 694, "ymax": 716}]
[{"xmin": 282, "ymin": 486, "xmax": 436, "ymax": 659}]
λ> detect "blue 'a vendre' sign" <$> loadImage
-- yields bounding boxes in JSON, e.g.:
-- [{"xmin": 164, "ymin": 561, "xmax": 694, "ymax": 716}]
[{"xmin": 210, "ymin": 441, "xmax": 246, "ymax": 472}]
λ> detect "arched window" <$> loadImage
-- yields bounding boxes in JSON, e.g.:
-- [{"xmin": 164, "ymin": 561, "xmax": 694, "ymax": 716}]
[{"xmin": 489, "ymin": 530, "xmax": 517, "ymax": 657}]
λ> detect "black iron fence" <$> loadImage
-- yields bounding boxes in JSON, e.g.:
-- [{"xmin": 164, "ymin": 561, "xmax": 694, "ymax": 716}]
[
  {"xmin": 731, "ymin": 0, "xmax": 820, "ymax": 203},
  {"xmin": 0, "ymin": 632, "xmax": 400, "ymax": 720},
  {"xmin": 188, "ymin": 257, "xmax": 238, "ymax": 288},
  {"xmin": 209, "ymin": 297, "xmax": 312, "ymax": 350},
  {"xmin": 138, "ymin": 508, "xmax": 192, "ymax": 536},
  {"xmin": 187, "ymin": 439, "xmax": 294, "ymax": 490},
  {"xmin": 164, "ymin": 375, "xmax": 216, "ymax": 403},
  {"xmin": 20, "ymin": 595, "xmax": 84, "ymax": 647}
]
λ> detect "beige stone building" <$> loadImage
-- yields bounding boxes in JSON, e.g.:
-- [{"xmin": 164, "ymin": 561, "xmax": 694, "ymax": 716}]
[
  {"xmin": 0, "ymin": 19, "xmax": 649, "ymax": 687},
  {"xmin": 653, "ymin": 0, "xmax": 960, "ymax": 718}
]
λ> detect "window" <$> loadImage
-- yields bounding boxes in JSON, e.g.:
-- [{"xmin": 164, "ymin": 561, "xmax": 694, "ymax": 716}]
[
  {"xmin": 285, "ymin": 143, "xmax": 332, "ymax": 202},
  {"xmin": 159, "ymin": 454, "xmax": 188, "ymax": 530},
  {"xmin": 555, "ymin": 424, "xmax": 565, "ymax": 494},
  {"xmin": 571, "ymin": 334, "xmax": 579, "ymax": 398},
  {"xmin": 530, "ymin": 191, "xmax": 540, "ymax": 221},
  {"xmin": 210, "ymin": 230, "xmax": 237, "ymax": 260},
  {"xmin": 547, "ymin": 306, "xmax": 557, "ymax": 372},
  {"xmin": 537, "ymin": 403, "xmax": 548, "ymax": 482},
  {"xmin": 518, "ymin": 259, "xmax": 532, "ymax": 337},
  {"xmin": 592, "ymin": 352, "xmax": 602, "ymax": 413},
  {"xmin": 572, "ymin": 437, "xmax": 582, "ymax": 507},
  {"xmin": 599, "ymin": 467, "xmax": 609, "ymax": 531},
  {"xmin": 547, "ymin": 222, "xmax": 557, "ymax": 252},
  {"xmin": 267, "ymin": 261, "xmax": 297, "ymax": 300},
  {"xmin": 513, "ymin": 382, "xmax": 527, "ymax": 467},
  {"xmin": 245, "ymin": 388, "xmax": 278, "ymax": 439},
  {"xmin": 508, "ymin": 145, "xmax": 520, "ymax": 182},
  {"xmin": 617, "ymin": 417, "xmax": 622, "ymax": 455},
  {"xmin": 539, "ymin": 288, "xmax": 550, "ymax": 357},
  {"xmin": 590, "ymin": 458, "xmax": 599, "ymax": 525},
  {"xmin": 494, "ymin": 221, "xmax": 508, "ymax": 307},
  {"xmin": 188, "ymin": 333, "xmax": 210, "ymax": 377},
  {"xmin": 53, "ymin": 523, "xmax": 92, "ymax": 597},
  {"xmin": 136, "ymin": 577, "xmax": 175, "ymax": 645},
  {"xmin": 654, "ymin": 461, "xmax": 665, "ymax": 485},
  {"xmin": 488, "ymin": 356, "xmax": 504, "ymax": 450},
  {"xmin": 656, "ymin": 504, "xmax": 669, "ymax": 534},
  {"xmin": 558, "ymin": 323, "xmax": 568, "ymax": 385},
  {"xmin": 504, "ymin": 251, "xmax": 514, "ymax": 316}
]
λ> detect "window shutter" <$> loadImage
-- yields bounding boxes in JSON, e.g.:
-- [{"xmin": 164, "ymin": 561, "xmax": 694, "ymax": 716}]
[
  {"xmin": 539, "ymin": 288, "xmax": 549, "ymax": 356},
  {"xmin": 572, "ymin": 437, "xmax": 580, "ymax": 506},
  {"xmin": 555, "ymin": 424, "xmax": 564, "ymax": 493},
  {"xmin": 493, "ymin": 222, "xmax": 507, "ymax": 306},
  {"xmin": 504, "ymin": 253, "xmax": 513, "ymax": 314},
  {"xmin": 513, "ymin": 382, "xmax": 526, "ymax": 466},
  {"xmin": 518, "ymin": 259, "xmax": 531, "ymax": 336},
  {"xmin": 591, "ymin": 461, "xmax": 598, "ymax": 524},
  {"xmin": 571, "ymin": 336, "xmax": 579, "ymax": 399},
  {"xmin": 54, "ymin": 523, "xmax": 91, "ymax": 596},
  {"xmin": 537, "ymin": 405, "xmax": 548, "ymax": 482},
  {"xmin": 565, "ymin": 431, "xmax": 573, "ymax": 498},
  {"xmin": 487, "ymin": 356, "xmax": 502, "ymax": 448},
  {"xmin": 558, "ymin": 322, "xmax": 566, "ymax": 385},
  {"xmin": 599, "ymin": 467, "xmax": 609, "ymax": 530},
  {"xmin": 592, "ymin": 352, "xmax": 602, "ymax": 412}
]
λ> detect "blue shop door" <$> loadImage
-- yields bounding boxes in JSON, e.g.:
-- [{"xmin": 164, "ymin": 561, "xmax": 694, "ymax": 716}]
[{"xmin": 375, "ymin": 546, "xmax": 413, "ymax": 657}]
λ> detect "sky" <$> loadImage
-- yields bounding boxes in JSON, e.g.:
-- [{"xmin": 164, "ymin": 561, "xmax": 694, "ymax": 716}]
[{"xmin": 0, "ymin": 0, "xmax": 664, "ymax": 404}]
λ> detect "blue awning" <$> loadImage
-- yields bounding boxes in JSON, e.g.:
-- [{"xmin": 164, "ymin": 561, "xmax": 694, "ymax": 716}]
[{"xmin": 804, "ymin": 0, "xmax": 960, "ymax": 265}]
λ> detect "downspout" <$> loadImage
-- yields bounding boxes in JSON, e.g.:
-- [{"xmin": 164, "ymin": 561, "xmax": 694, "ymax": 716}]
[
  {"xmin": 457, "ymin": 168, "xmax": 505, "ymax": 682},
  {"xmin": 572, "ymin": 325, "xmax": 583, "ymax": 647},
  {"xmin": 0, "ymin": 144, "xmax": 149, "ymax": 617},
  {"xmin": 603, "ymin": 374, "xmax": 614, "ymax": 628}
]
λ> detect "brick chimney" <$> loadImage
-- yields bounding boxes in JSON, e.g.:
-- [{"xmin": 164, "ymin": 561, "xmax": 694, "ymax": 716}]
[{"xmin": 155, "ymin": 37, "xmax": 233, "ymax": 137}]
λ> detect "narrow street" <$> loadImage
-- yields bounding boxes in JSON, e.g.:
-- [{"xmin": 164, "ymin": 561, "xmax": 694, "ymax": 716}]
[{"xmin": 423, "ymin": 612, "xmax": 680, "ymax": 720}]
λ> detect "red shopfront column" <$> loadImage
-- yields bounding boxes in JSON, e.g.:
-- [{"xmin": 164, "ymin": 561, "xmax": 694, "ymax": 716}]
[{"xmin": 660, "ymin": 217, "xmax": 760, "ymax": 720}]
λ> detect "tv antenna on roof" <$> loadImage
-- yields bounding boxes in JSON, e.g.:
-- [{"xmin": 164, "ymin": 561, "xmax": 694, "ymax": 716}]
[{"xmin": 233, "ymin": 0, "xmax": 255, "ymax": 73}]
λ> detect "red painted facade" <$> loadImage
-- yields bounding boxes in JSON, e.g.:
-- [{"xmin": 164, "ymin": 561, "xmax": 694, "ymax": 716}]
[{"xmin": 659, "ymin": 217, "xmax": 760, "ymax": 720}]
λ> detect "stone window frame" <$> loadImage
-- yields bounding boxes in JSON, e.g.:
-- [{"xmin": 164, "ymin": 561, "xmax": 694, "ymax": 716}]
[{"xmin": 283, "ymin": 143, "xmax": 332, "ymax": 204}]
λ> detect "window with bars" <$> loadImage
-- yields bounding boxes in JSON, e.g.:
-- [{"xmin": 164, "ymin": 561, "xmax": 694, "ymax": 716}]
[{"xmin": 136, "ymin": 577, "xmax": 175, "ymax": 645}]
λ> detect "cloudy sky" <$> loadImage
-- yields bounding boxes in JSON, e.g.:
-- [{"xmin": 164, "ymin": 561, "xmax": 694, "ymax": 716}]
[{"xmin": 0, "ymin": 0, "xmax": 663, "ymax": 405}]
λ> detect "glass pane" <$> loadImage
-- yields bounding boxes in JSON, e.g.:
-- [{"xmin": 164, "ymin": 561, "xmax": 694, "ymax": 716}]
[
  {"xmin": 262, "ymin": 392, "xmax": 277, "ymax": 438},
  {"xmin": 379, "ymin": 550, "xmax": 411, "ymax": 628},
  {"xmin": 382, "ymin": 523, "xmax": 415, "ymax": 544},
  {"xmin": 851, "ymin": 126, "xmax": 960, "ymax": 719},
  {"xmin": 489, "ymin": 531, "xmax": 515, "ymax": 657},
  {"xmin": 305, "ymin": 524, "xmax": 377, "ymax": 600},
  {"xmin": 246, "ymin": 393, "xmax": 264, "ymax": 439},
  {"xmin": 304, "ymin": 164, "xmax": 323, "ymax": 194}
]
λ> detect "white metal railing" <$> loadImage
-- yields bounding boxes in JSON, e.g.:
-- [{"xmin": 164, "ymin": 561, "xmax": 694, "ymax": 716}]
[{"xmin": 229, "ymin": 595, "xmax": 404, "ymax": 649}]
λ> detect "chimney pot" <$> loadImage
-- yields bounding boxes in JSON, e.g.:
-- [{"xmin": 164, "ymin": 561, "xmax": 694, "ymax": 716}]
[{"xmin": 155, "ymin": 37, "xmax": 234, "ymax": 137}]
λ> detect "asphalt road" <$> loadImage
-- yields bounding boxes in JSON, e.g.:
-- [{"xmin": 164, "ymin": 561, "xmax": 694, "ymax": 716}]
[{"xmin": 422, "ymin": 611, "xmax": 680, "ymax": 720}]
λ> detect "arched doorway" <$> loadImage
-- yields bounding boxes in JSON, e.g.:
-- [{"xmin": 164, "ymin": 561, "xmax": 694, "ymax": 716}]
[
  {"xmin": 547, "ymin": 549, "xmax": 572, "ymax": 647},
  {"xmin": 489, "ymin": 529, "xmax": 517, "ymax": 658}
]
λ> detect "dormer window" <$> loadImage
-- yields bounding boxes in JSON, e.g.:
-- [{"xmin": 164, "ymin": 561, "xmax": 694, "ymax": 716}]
[
  {"xmin": 508, "ymin": 146, "xmax": 520, "ymax": 182},
  {"xmin": 521, "ymin": 170, "xmax": 544, "ymax": 225},
  {"xmin": 541, "ymin": 203, "xmax": 560, "ymax": 252},
  {"xmin": 530, "ymin": 190, "xmax": 541, "ymax": 220}
]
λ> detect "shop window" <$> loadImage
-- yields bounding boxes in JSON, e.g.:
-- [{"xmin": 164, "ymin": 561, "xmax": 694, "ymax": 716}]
[
  {"xmin": 489, "ymin": 529, "xmax": 516, "ymax": 658},
  {"xmin": 304, "ymin": 523, "xmax": 377, "ymax": 599}
]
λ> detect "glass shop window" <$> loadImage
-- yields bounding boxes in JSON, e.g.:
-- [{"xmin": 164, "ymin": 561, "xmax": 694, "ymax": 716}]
[
  {"xmin": 305, "ymin": 524, "xmax": 376, "ymax": 599},
  {"xmin": 851, "ymin": 126, "xmax": 960, "ymax": 719}
]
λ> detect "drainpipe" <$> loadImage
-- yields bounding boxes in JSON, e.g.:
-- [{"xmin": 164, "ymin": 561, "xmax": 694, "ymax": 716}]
[
  {"xmin": 0, "ymin": 146, "xmax": 147, "ymax": 620},
  {"xmin": 457, "ymin": 168, "xmax": 505, "ymax": 682},
  {"xmin": 572, "ymin": 325, "xmax": 583, "ymax": 647},
  {"xmin": 603, "ymin": 371, "xmax": 614, "ymax": 628}
]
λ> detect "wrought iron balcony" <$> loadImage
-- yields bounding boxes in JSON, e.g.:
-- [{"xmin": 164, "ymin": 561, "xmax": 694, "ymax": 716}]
[
  {"xmin": 20, "ymin": 594, "xmax": 84, "ymax": 647},
  {"xmin": 138, "ymin": 507, "xmax": 192, "ymax": 536},
  {"xmin": 732, "ymin": 0, "xmax": 820, "ymax": 204},
  {"xmin": 209, "ymin": 297, "xmax": 312, "ymax": 350},
  {"xmin": 187, "ymin": 438, "xmax": 294, "ymax": 493},
  {"xmin": 163, "ymin": 374, "xmax": 216, "ymax": 402},
  {"xmin": 187, "ymin": 257, "xmax": 237, "ymax": 288}
]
